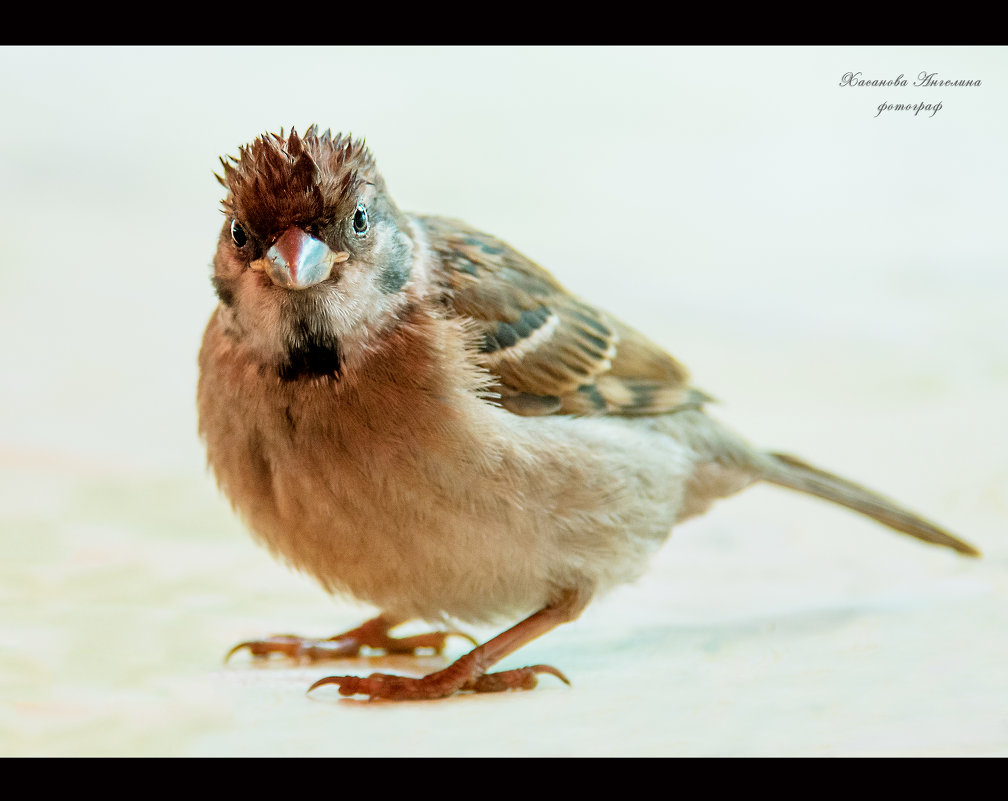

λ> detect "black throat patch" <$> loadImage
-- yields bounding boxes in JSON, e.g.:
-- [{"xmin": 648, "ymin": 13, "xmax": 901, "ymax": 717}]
[{"xmin": 278, "ymin": 317, "xmax": 342, "ymax": 382}]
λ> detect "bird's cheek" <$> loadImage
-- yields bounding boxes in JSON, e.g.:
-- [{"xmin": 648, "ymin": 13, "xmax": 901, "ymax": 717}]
[{"xmin": 211, "ymin": 275, "xmax": 237, "ymax": 307}]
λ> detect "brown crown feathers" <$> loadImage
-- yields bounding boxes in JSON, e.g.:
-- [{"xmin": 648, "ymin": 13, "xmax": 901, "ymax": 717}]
[{"xmin": 216, "ymin": 126, "xmax": 378, "ymax": 244}]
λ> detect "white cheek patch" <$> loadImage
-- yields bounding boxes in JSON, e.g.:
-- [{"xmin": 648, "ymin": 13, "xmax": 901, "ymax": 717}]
[
  {"xmin": 323, "ymin": 263, "xmax": 384, "ymax": 331},
  {"xmin": 315, "ymin": 220, "xmax": 422, "ymax": 341},
  {"xmin": 311, "ymin": 262, "xmax": 411, "ymax": 359},
  {"xmin": 230, "ymin": 273, "xmax": 301, "ymax": 362}
]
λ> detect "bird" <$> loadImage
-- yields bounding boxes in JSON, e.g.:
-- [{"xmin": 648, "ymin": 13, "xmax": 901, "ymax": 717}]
[{"xmin": 198, "ymin": 126, "xmax": 979, "ymax": 701}]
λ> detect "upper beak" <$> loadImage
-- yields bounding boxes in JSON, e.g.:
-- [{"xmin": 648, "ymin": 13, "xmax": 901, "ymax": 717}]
[{"xmin": 251, "ymin": 227, "xmax": 350, "ymax": 289}]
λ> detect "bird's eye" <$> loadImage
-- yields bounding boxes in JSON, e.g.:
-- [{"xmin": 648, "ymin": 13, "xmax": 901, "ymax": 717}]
[
  {"xmin": 230, "ymin": 219, "xmax": 248, "ymax": 248},
  {"xmin": 352, "ymin": 204, "xmax": 369, "ymax": 235}
]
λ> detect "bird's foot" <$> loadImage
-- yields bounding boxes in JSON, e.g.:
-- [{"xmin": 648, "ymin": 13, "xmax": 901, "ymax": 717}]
[
  {"xmin": 306, "ymin": 591, "xmax": 586, "ymax": 700},
  {"xmin": 308, "ymin": 652, "xmax": 569, "ymax": 701},
  {"xmin": 225, "ymin": 616, "xmax": 477, "ymax": 663}
]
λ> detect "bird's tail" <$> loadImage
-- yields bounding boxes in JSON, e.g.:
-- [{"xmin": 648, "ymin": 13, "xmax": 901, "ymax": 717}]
[{"xmin": 760, "ymin": 451, "xmax": 980, "ymax": 557}]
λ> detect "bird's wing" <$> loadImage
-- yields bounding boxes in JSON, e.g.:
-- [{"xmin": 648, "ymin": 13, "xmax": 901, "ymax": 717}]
[{"xmin": 420, "ymin": 215, "xmax": 710, "ymax": 417}]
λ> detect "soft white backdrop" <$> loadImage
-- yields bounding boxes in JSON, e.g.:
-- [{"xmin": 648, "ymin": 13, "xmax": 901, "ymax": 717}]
[{"xmin": 1, "ymin": 46, "xmax": 1005, "ymax": 756}]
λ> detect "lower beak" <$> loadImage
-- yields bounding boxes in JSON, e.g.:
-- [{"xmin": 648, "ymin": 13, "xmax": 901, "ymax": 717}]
[{"xmin": 251, "ymin": 227, "xmax": 349, "ymax": 289}]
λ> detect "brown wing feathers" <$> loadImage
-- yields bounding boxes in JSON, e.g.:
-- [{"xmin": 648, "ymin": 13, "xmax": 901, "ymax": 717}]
[{"xmin": 423, "ymin": 216, "xmax": 705, "ymax": 418}]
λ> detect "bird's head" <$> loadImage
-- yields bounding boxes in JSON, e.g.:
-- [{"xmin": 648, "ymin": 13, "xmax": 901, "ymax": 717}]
[{"xmin": 212, "ymin": 126, "xmax": 416, "ymax": 380}]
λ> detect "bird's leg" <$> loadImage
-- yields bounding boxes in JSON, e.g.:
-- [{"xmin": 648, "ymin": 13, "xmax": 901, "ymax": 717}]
[
  {"xmin": 225, "ymin": 615, "xmax": 477, "ymax": 663},
  {"xmin": 308, "ymin": 589, "xmax": 589, "ymax": 700}
]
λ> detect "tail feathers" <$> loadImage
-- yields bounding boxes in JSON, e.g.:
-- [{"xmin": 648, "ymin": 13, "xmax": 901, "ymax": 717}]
[{"xmin": 762, "ymin": 452, "xmax": 980, "ymax": 557}]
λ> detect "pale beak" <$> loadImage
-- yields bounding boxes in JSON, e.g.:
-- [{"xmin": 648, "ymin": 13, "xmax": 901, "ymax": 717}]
[{"xmin": 251, "ymin": 226, "xmax": 350, "ymax": 289}]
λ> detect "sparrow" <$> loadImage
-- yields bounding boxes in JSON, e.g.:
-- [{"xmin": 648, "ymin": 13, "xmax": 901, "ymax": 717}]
[{"xmin": 198, "ymin": 127, "xmax": 979, "ymax": 701}]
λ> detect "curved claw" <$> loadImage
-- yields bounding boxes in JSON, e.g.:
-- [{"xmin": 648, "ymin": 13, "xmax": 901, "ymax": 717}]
[
  {"xmin": 307, "ymin": 670, "xmax": 464, "ymax": 701},
  {"xmin": 529, "ymin": 664, "xmax": 571, "ymax": 685},
  {"xmin": 307, "ymin": 674, "xmax": 357, "ymax": 697},
  {"xmin": 224, "ymin": 641, "xmax": 256, "ymax": 664},
  {"xmin": 224, "ymin": 634, "xmax": 356, "ymax": 664},
  {"xmin": 307, "ymin": 672, "xmax": 429, "ymax": 699},
  {"xmin": 464, "ymin": 664, "xmax": 571, "ymax": 694},
  {"xmin": 224, "ymin": 636, "xmax": 303, "ymax": 663}
]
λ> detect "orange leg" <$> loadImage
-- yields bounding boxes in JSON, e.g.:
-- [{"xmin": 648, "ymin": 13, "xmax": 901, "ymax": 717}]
[
  {"xmin": 308, "ymin": 590, "xmax": 588, "ymax": 700},
  {"xmin": 225, "ymin": 615, "xmax": 477, "ymax": 663}
]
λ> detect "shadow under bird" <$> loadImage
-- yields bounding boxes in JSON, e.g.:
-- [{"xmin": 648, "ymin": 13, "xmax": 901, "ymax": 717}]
[{"xmin": 198, "ymin": 127, "xmax": 979, "ymax": 701}]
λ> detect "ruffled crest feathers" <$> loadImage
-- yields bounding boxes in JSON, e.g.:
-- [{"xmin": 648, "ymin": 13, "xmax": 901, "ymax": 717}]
[{"xmin": 218, "ymin": 126, "xmax": 378, "ymax": 239}]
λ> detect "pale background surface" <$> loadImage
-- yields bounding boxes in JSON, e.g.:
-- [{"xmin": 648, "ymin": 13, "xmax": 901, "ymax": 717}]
[{"xmin": 1, "ymin": 46, "xmax": 1005, "ymax": 756}]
